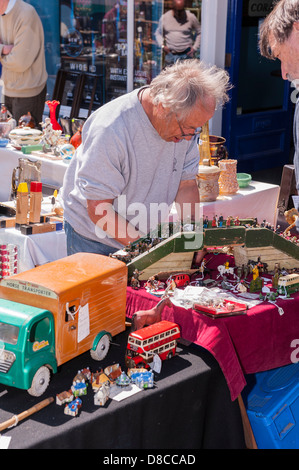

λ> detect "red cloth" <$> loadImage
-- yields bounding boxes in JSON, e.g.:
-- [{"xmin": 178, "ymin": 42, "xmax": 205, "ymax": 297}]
[{"xmin": 126, "ymin": 287, "xmax": 299, "ymax": 401}]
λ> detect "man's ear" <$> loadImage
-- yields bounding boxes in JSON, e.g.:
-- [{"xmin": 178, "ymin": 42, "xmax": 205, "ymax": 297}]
[{"xmin": 293, "ymin": 21, "xmax": 299, "ymax": 32}]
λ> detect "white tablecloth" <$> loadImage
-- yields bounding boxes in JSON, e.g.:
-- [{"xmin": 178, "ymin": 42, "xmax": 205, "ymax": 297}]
[
  {"xmin": 0, "ymin": 228, "xmax": 67, "ymax": 272},
  {"xmin": 0, "ymin": 145, "xmax": 68, "ymax": 201},
  {"xmin": 0, "ymin": 180, "xmax": 279, "ymax": 273},
  {"xmin": 200, "ymin": 180, "xmax": 279, "ymax": 226}
]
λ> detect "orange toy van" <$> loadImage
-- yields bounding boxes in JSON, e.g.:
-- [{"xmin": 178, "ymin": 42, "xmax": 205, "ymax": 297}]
[{"xmin": 0, "ymin": 253, "xmax": 127, "ymax": 396}]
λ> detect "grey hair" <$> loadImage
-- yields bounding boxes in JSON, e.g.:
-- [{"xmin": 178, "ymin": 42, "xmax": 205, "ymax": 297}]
[
  {"xmin": 259, "ymin": 0, "xmax": 299, "ymax": 59},
  {"xmin": 148, "ymin": 59, "xmax": 231, "ymax": 119}
]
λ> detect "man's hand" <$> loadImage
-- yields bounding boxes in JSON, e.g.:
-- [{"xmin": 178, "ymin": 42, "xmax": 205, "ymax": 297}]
[
  {"xmin": 187, "ymin": 47, "xmax": 195, "ymax": 57},
  {"xmin": 2, "ymin": 44, "xmax": 13, "ymax": 55},
  {"xmin": 174, "ymin": 179, "xmax": 200, "ymax": 222},
  {"xmin": 87, "ymin": 199, "xmax": 145, "ymax": 246}
]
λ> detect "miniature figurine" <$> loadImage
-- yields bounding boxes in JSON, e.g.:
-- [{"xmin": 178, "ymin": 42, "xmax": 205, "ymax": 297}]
[
  {"xmin": 64, "ymin": 397, "xmax": 82, "ymax": 417},
  {"xmin": 212, "ymin": 215, "xmax": 218, "ymax": 227},
  {"xmin": 115, "ymin": 371, "xmax": 131, "ymax": 387},
  {"xmin": 125, "ymin": 320, "xmax": 180, "ymax": 369},
  {"xmin": 130, "ymin": 370, "xmax": 154, "ymax": 389},
  {"xmin": 18, "ymin": 111, "xmax": 35, "ymax": 128},
  {"xmin": 283, "ymin": 208, "xmax": 299, "ymax": 235},
  {"xmin": 166, "ymin": 273, "xmax": 190, "ymax": 288},
  {"xmin": 71, "ymin": 379, "xmax": 87, "ymax": 397},
  {"xmin": 56, "ymin": 390, "xmax": 74, "ymax": 406},
  {"xmin": 91, "ymin": 371, "xmax": 110, "ymax": 391},
  {"xmin": 217, "ymin": 262, "xmax": 236, "ymax": 279},
  {"xmin": 104, "ymin": 364, "xmax": 122, "ymax": 383},
  {"xmin": 235, "ymin": 280, "xmax": 247, "ymax": 293},
  {"xmin": 130, "ymin": 295, "xmax": 173, "ymax": 331},
  {"xmin": 94, "ymin": 382, "xmax": 110, "ymax": 406},
  {"xmin": 249, "ymin": 265, "xmax": 264, "ymax": 292},
  {"xmin": 130, "ymin": 268, "xmax": 143, "ymax": 289}
]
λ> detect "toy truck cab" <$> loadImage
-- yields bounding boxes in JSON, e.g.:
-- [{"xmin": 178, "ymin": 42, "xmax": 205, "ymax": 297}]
[
  {"xmin": 0, "ymin": 253, "xmax": 127, "ymax": 396},
  {"xmin": 0, "ymin": 300, "xmax": 56, "ymax": 395}
]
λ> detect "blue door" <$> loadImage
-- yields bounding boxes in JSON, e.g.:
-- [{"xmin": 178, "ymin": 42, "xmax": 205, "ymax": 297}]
[{"xmin": 222, "ymin": 0, "xmax": 294, "ymax": 173}]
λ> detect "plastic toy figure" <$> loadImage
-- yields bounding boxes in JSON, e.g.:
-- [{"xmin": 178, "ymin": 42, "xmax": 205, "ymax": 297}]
[
  {"xmin": 130, "ymin": 296, "xmax": 172, "ymax": 331},
  {"xmin": 252, "ymin": 265, "xmax": 259, "ymax": 281},
  {"xmin": 130, "ymin": 268, "xmax": 143, "ymax": 289},
  {"xmin": 212, "ymin": 215, "xmax": 218, "ymax": 227}
]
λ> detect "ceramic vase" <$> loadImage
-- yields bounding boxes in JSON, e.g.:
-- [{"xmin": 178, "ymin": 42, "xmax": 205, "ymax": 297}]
[
  {"xmin": 46, "ymin": 100, "xmax": 63, "ymax": 131},
  {"xmin": 197, "ymin": 162, "xmax": 221, "ymax": 202},
  {"xmin": 218, "ymin": 159, "xmax": 239, "ymax": 195}
]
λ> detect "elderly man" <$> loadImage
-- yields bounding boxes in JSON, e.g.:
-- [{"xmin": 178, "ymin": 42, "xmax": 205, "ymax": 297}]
[
  {"xmin": 61, "ymin": 59, "xmax": 230, "ymax": 256},
  {"xmin": 155, "ymin": 0, "xmax": 201, "ymax": 66},
  {"xmin": 259, "ymin": 0, "xmax": 299, "ymax": 194}
]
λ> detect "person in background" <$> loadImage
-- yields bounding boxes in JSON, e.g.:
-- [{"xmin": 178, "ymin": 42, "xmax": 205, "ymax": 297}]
[
  {"xmin": 0, "ymin": 0, "xmax": 48, "ymax": 126},
  {"xmin": 61, "ymin": 59, "xmax": 231, "ymax": 256},
  {"xmin": 155, "ymin": 0, "xmax": 201, "ymax": 66},
  {"xmin": 259, "ymin": 0, "xmax": 299, "ymax": 194}
]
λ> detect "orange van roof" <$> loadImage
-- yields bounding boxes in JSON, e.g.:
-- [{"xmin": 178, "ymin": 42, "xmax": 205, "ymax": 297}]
[{"xmin": 1, "ymin": 253, "xmax": 127, "ymax": 296}]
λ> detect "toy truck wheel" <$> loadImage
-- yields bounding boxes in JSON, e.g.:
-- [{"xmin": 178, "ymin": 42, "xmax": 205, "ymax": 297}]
[
  {"xmin": 27, "ymin": 366, "xmax": 51, "ymax": 397},
  {"xmin": 90, "ymin": 334, "xmax": 110, "ymax": 361}
]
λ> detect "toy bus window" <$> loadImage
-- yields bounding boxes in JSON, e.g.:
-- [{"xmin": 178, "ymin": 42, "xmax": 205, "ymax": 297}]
[
  {"xmin": 154, "ymin": 335, "xmax": 159, "ymax": 341},
  {"xmin": 165, "ymin": 331, "xmax": 170, "ymax": 336},
  {"xmin": 148, "ymin": 337, "xmax": 153, "ymax": 344},
  {"xmin": 143, "ymin": 339, "xmax": 148, "ymax": 345},
  {"xmin": 135, "ymin": 339, "xmax": 141, "ymax": 346},
  {"xmin": 29, "ymin": 317, "xmax": 50, "ymax": 343},
  {"xmin": 0, "ymin": 322, "xmax": 19, "ymax": 345},
  {"xmin": 160, "ymin": 333, "xmax": 165, "ymax": 338}
]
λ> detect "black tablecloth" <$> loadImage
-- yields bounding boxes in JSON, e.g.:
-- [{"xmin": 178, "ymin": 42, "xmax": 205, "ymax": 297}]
[{"xmin": 0, "ymin": 328, "xmax": 245, "ymax": 449}]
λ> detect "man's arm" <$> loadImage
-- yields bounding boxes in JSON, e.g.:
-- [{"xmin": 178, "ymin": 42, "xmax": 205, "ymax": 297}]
[
  {"xmin": 174, "ymin": 179, "xmax": 200, "ymax": 222},
  {"xmin": 87, "ymin": 199, "xmax": 146, "ymax": 246}
]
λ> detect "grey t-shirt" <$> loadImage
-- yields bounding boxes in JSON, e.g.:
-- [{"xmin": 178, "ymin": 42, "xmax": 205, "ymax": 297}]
[{"xmin": 61, "ymin": 88, "xmax": 199, "ymax": 249}]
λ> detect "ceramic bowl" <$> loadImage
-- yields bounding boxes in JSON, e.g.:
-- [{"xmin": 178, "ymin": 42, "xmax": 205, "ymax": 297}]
[
  {"xmin": 236, "ymin": 173, "xmax": 252, "ymax": 188},
  {"xmin": 9, "ymin": 126, "xmax": 43, "ymax": 147},
  {"xmin": 0, "ymin": 138, "xmax": 9, "ymax": 147}
]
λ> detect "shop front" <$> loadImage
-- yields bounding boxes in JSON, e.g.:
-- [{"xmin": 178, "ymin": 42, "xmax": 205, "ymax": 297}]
[{"xmin": 26, "ymin": 0, "xmax": 201, "ymax": 120}]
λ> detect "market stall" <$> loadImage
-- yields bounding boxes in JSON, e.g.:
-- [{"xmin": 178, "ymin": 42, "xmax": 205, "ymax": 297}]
[
  {"xmin": 0, "ymin": 328, "xmax": 245, "ymax": 449},
  {"xmin": 126, "ymin": 278, "xmax": 299, "ymax": 402}
]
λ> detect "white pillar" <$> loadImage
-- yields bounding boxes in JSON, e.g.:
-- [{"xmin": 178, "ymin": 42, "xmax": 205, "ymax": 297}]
[{"xmin": 200, "ymin": 0, "xmax": 228, "ymax": 136}]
